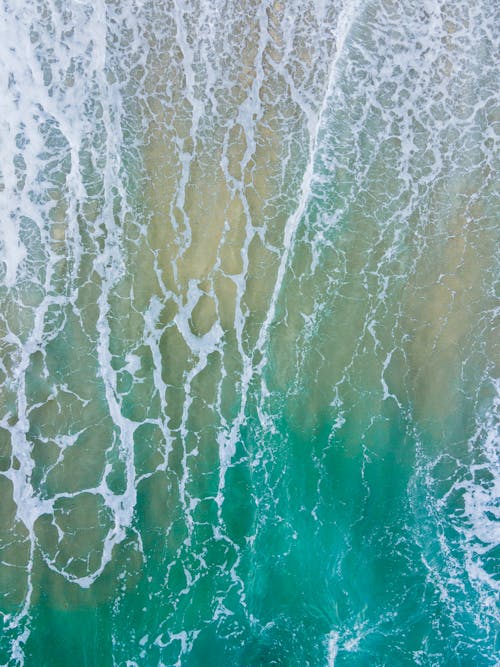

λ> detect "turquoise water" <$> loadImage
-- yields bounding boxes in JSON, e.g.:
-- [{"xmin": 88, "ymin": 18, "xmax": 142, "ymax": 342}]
[{"xmin": 0, "ymin": 0, "xmax": 498, "ymax": 665}]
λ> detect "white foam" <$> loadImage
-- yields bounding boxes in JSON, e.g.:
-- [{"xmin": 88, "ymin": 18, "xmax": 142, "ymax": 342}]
[
  {"xmin": 326, "ymin": 630, "xmax": 339, "ymax": 666},
  {"xmin": 459, "ymin": 379, "xmax": 500, "ymax": 593}
]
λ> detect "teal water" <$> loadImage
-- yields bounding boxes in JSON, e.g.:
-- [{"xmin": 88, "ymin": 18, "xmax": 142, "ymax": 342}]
[{"xmin": 0, "ymin": 0, "xmax": 498, "ymax": 665}]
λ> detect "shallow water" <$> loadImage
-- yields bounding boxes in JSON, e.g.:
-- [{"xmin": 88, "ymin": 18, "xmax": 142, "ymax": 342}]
[{"xmin": 0, "ymin": 0, "xmax": 498, "ymax": 665}]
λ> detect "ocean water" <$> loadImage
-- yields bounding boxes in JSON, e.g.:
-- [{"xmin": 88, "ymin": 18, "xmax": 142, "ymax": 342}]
[{"xmin": 0, "ymin": 0, "xmax": 498, "ymax": 665}]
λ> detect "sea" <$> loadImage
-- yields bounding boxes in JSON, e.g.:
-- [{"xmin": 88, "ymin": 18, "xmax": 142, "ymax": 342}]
[{"xmin": 0, "ymin": 0, "xmax": 498, "ymax": 665}]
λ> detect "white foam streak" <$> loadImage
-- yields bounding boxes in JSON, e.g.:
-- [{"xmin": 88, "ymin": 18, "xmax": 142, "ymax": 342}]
[
  {"xmin": 327, "ymin": 630, "xmax": 339, "ymax": 666},
  {"xmin": 255, "ymin": 0, "xmax": 361, "ymax": 358}
]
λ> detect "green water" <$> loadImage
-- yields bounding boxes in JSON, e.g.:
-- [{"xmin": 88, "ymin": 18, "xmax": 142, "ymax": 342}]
[{"xmin": 0, "ymin": 0, "xmax": 498, "ymax": 665}]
